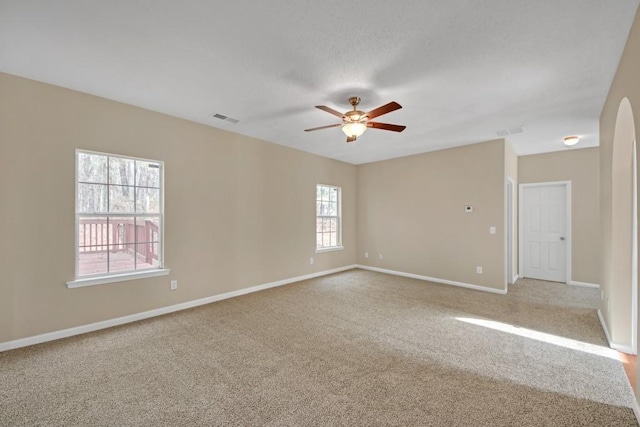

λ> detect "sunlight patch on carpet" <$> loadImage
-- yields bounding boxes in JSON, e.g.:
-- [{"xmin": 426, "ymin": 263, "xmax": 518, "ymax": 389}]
[{"xmin": 456, "ymin": 317, "xmax": 619, "ymax": 360}]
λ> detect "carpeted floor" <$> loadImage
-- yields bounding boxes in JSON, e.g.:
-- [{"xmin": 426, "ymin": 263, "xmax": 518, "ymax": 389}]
[{"xmin": 1, "ymin": 269, "xmax": 637, "ymax": 426}]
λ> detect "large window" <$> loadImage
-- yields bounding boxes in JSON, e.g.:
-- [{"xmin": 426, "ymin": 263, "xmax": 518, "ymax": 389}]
[
  {"xmin": 316, "ymin": 184, "xmax": 342, "ymax": 250},
  {"xmin": 75, "ymin": 150, "xmax": 163, "ymax": 278}
]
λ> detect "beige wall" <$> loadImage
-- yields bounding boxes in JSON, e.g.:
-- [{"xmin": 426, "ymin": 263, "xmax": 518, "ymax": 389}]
[
  {"xmin": 0, "ymin": 73, "xmax": 357, "ymax": 343},
  {"xmin": 518, "ymin": 148, "xmax": 600, "ymax": 285},
  {"xmin": 356, "ymin": 139, "xmax": 506, "ymax": 291},
  {"xmin": 600, "ymin": 4, "xmax": 640, "ymax": 351}
]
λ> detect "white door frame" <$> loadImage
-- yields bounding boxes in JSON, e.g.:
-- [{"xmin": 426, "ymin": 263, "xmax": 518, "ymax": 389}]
[
  {"xmin": 518, "ymin": 181, "xmax": 572, "ymax": 284},
  {"xmin": 632, "ymin": 139, "xmax": 638, "ymax": 354},
  {"xmin": 505, "ymin": 177, "xmax": 516, "ymax": 286}
]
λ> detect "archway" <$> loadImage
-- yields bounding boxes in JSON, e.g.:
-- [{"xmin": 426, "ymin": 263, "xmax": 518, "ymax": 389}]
[{"xmin": 611, "ymin": 97, "xmax": 637, "ymax": 353}]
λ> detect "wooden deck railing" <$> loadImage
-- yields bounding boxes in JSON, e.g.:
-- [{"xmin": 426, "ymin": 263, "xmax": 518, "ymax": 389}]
[{"xmin": 79, "ymin": 218, "xmax": 159, "ymax": 264}]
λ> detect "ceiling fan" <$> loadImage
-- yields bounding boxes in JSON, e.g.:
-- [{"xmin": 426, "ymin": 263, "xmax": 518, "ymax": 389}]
[{"xmin": 305, "ymin": 97, "xmax": 406, "ymax": 143}]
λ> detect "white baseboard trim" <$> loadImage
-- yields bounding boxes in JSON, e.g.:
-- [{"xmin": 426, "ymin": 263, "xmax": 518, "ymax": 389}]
[
  {"xmin": 622, "ymin": 358, "xmax": 640, "ymax": 424},
  {"xmin": 614, "ymin": 343, "xmax": 637, "ymax": 354},
  {"xmin": 0, "ymin": 264, "xmax": 357, "ymax": 353},
  {"xmin": 511, "ymin": 274, "xmax": 519, "ymax": 284},
  {"xmin": 598, "ymin": 309, "xmax": 614, "ymax": 347},
  {"xmin": 632, "ymin": 397, "xmax": 640, "ymax": 426},
  {"xmin": 356, "ymin": 265, "xmax": 507, "ymax": 295},
  {"xmin": 569, "ymin": 281, "xmax": 600, "ymax": 289},
  {"xmin": 599, "ymin": 312, "xmax": 640, "ymax": 420},
  {"xmin": 597, "ymin": 309, "xmax": 636, "ymax": 354}
]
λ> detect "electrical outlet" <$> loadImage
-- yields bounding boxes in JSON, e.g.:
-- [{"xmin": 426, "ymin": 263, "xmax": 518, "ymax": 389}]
[
  {"xmin": 476, "ymin": 266, "xmax": 483, "ymax": 274},
  {"xmin": 170, "ymin": 280, "xmax": 178, "ymax": 290},
  {"xmin": 310, "ymin": 257, "xmax": 314, "ymax": 265},
  {"xmin": 489, "ymin": 226, "xmax": 496, "ymax": 235},
  {"xmin": 364, "ymin": 252, "xmax": 369, "ymax": 258},
  {"xmin": 379, "ymin": 254, "xmax": 383, "ymax": 260}
]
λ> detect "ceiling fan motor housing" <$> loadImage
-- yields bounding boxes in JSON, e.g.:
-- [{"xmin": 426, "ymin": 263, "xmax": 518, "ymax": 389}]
[
  {"xmin": 345, "ymin": 97, "xmax": 366, "ymax": 123},
  {"xmin": 344, "ymin": 110, "xmax": 366, "ymax": 123}
]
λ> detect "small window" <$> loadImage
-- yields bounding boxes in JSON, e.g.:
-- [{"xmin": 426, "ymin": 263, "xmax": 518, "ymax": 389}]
[
  {"xmin": 75, "ymin": 150, "xmax": 163, "ymax": 278},
  {"xmin": 316, "ymin": 184, "xmax": 342, "ymax": 250}
]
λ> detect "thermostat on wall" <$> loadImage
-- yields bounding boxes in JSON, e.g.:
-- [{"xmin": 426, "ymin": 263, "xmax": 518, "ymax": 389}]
[{"xmin": 464, "ymin": 205, "xmax": 473, "ymax": 213}]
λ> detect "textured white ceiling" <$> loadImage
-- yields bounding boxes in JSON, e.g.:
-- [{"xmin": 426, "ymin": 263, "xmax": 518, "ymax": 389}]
[{"xmin": 1, "ymin": 1, "xmax": 638, "ymax": 164}]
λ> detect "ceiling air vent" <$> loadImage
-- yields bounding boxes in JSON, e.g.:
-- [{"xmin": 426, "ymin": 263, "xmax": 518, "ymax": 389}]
[
  {"xmin": 212, "ymin": 113, "xmax": 240, "ymax": 124},
  {"xmin": 496, "ymin": 125, "xmax": 524, "ymax": 137}
]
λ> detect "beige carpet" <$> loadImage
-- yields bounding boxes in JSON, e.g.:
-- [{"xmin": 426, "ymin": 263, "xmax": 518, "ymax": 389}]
[{"xmin": 1, "ymin": 269, "xmax": 637, "ymax": 426}]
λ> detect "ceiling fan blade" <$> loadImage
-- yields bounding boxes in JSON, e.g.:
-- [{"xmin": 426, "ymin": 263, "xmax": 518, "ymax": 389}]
[
  {"xmin": 347, "ymin": 136, "xmax": 357, "ymax": 143},
  {"xmin": 367, "ymin": 122, "xmax": 406, "ymax": 132},
  {"xmin": 304, "ymin": 123, "xmax": 342, "ymax": 132},
  {"xmin": 366, "ymin": 102, "xmax": 402, "ymax": 120},
  {"xmin": 316, "ymin": 105, "xmax": 344, "ymax": 118}
]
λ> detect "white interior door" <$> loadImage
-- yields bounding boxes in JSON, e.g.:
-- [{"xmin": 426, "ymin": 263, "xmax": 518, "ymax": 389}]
[{"xmin": 522, "ymin": 184, "xmax": 567, "ymax": 282}]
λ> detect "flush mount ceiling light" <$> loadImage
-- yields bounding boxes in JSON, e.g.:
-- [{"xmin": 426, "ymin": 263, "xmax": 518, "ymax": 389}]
[{"xmin": 564, "ymin": 135, "xmax": 580, "ymax": 146}]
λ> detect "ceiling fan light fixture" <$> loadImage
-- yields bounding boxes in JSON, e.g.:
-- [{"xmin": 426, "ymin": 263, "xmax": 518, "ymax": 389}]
[
  {"xmin": 342, "ymin": 122, "xmax": 367, "ymax": 138},
  {"xmin": 305, "ymin": 98, "xmax": 404, "ymax": 142},
  {"xmin": 564, "ymin": 135, "xmax": 579, "ymax": 146}
]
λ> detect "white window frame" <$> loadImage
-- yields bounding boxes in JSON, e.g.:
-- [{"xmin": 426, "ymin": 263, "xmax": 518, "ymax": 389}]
[
  {"xmin": 316, "ymin": 184, "xmax": 343, "ymax": 252},
  {"xmin": 67, "ymin": 150, "xmax": 169, "ymax": 288}
]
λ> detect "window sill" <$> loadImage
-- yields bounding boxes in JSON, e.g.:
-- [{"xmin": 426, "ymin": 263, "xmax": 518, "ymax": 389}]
[
  {"xmin": 66, "ymin": 269, "xmax": 171, "ymax": 289},
  {"xmin": 315, "ymin": 246, "xmax": 344, "ymax": 253}
]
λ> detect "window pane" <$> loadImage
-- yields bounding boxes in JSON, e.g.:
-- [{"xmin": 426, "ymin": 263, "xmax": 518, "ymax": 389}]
[
  {"xmin": 78, "ymin": 250, "xmax": 108, "ymax": 276},
  {"xmin": 109, "ymin": 157, "xmax": 135, "ymax": 186},
  {"xmin": 78, "ymin": 217, "xmax": 108, "ymax": 275},
  {"xmin": 78, "ymin": 184, "xmax": 107, "ymax": 213},
  {"xmin": 316, "ymin": 233, "xmax": 322, "ymax": 248},
  {"xmin": 321, "ymin": 186, "xmax": 329, "ymax": 201},
  {"xmin": 78, "ymin": 217, "xmax": 108, "ymax": 249},
  {"xmin": 136, "ymin": 217, "xmax": 160, "ymax": 243},
  {"xmin": 136, "ymin": 188, "xmax": 160, "ymax": 213},
  {"xmin": 109, "ymin": 185, "xmax": 134, "ymax": 212},
  {"xmin": 108, "ymin": 217, "xmax": 135, "ymax": 247},
  {"xmin": 327, "ymin": 201, "xmax": 337, "ymax": 216},
  {"xmin": 78, "ymin": 152, "xmax": 107, "ymax": 184},
  {"xmin": 136, "ymin": 160, "xmax": 160, "ymax": 188},
  {"xmin": 323, "ymin": 218, "xmax": 331, "ymax": 232},
  {"xmin": 321, "ymin": 202, "xmax": 332, "ymax": 216},
  {"xmin": 135, "ymin": 243, "xmax": 160, "ymax": 269},
  {"xmin": 316, "ymin": 185, "xmax": 322, "ymax": 201},
  {"xmin": 108, "ymin": 244, "xmax": 136, "ymax": 272},
  {"xmin": 330, "ymin": 232, "xmax": 337, "ymax": 247},
  {"xmin": 322, "ymin": 233, "xmax": 331, "ymax": 247},
  {"xmin": 331, "ymin": 218, "xmax": 337, "ymax": 232},
  {"xmin": 329, "ymin": 188, "xmax": 337, "ymax": 202},
  {"xmin": 316, "ymin": 218, "xmax": 322, "ymax": 233}
]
